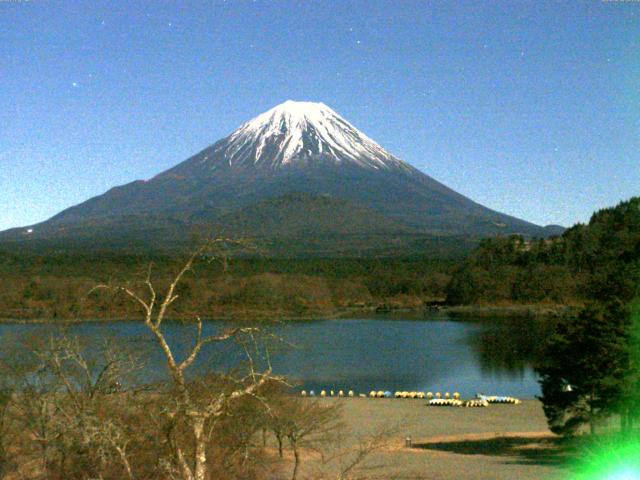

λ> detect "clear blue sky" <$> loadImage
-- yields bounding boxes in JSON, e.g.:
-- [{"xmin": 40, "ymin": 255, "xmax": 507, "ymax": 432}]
[{"xmin": 1, "ymin": 0, "xmax": 638, "ymax": 231}]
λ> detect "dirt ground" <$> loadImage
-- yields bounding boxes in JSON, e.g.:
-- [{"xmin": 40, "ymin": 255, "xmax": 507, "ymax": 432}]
[{"xmin": 296, "ymin": 398, "xmax": 571, "ymax": 480}]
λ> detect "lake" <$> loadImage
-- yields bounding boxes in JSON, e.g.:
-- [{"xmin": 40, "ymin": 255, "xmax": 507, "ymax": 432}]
[{"xmin": 0, "ymin": 314, "xmax": 554, "ymax": 398}]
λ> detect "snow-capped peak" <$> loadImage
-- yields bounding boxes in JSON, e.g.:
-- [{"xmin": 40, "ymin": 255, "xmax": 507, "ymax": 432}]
[{"xmin": 214, "ymin": 100, "xmax": 408, "ymax": 170}]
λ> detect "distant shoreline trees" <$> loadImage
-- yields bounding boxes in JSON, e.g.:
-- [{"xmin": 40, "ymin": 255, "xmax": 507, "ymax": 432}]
[{"xmin": 446, "ymin": 197, "xmax": 640, "ymax": 308}]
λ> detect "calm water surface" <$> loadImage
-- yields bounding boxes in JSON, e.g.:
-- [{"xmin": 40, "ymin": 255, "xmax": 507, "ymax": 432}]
[{"xmin": 0, "ymin": 314, "xmax": 554, "ymax": 398}]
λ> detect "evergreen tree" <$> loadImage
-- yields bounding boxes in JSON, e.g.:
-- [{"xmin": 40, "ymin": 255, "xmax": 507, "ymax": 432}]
[
  {"xmin": 617, "ymin": 300, "xmax": 640, "ymax": 432},
  {"xmin": 536, "ymin": 301, "xmax": 630, "ymax": 435},
  {"xmin": 536, "ymin": 198, "xmax": 640, "ymax": 436}
]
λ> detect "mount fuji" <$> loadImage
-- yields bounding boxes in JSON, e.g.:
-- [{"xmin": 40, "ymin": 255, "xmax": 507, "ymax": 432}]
[{"xmin": 1, "ymin": 101, "xmax": 561, "ymax": 254}]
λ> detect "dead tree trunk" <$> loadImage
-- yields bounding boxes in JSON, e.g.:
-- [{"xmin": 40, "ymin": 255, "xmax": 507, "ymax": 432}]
[
  {"xmin": 291, "ymin": 443, "xmax": 300, "ymax": 480},
  {"xmin": 93, "ymin": 242, "xmax": 281, "ymax": 480}
]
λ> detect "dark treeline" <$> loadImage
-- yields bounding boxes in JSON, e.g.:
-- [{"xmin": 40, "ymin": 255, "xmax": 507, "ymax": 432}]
[
  {"xmin": 446, "ymin": 197, "xmax": 640, "ymax": 307},
  {"xmin": 0, "ymin": 252, "xmax": 455, "ymax": 320},
  {"xmin": 2, "ymin": 197, "xmax": 638, "ymax": 321}
]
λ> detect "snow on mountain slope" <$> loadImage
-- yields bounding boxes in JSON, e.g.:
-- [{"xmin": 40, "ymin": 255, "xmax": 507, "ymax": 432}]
[
  {"xmin": 0, "ymin": 99, "xmax": 554, "ymax": 249},
  {"xmin": 200, "ymin": 100, "xmax": 410, "ymax": 171}
]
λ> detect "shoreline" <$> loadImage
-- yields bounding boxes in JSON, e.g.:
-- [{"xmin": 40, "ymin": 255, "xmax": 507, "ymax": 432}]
[
  {"xmin": 305, "ymin": 399, "xmax": 564, "ymax": 479},
  {"xmin": 0, "ymin": 302, "xmax": 577, "ymax": 324},
  {"xmin": 444, "ymin": 303, "xmax": 579, "ymax": 318}
]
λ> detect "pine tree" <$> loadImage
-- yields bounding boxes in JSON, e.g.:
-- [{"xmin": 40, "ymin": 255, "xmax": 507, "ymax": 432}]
[
  {"xmin": 536, "ymin": 198, "xmax": 640, "ymax": 436},
  {"xmin": 536, "ymin": 301, "xmax": 630, "ymax": 436},
  {"xmin": 617, "ymin": 301, "xmax": 640, "ymax": 432}
]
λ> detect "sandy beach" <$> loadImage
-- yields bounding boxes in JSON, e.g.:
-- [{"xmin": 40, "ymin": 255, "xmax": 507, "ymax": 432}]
[{"xmin": 292, "ymin": 398, "xmax": 569, "ymax": 479}]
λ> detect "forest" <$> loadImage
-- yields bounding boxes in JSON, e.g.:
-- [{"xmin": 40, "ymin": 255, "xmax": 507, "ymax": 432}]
[
  {"xmin": 0, "ymin": 197, "xmax": 637, "ymax": 322},
  {"xmin": 0, "ymin": 252, "xmax": 454, "ymax": 321},
  {"xmin": 446, "ymin": 197, "xmax": 640, "ymax": 307}
]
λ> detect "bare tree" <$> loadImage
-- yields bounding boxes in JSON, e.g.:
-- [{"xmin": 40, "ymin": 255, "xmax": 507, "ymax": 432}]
[
  {"xmin": 315, "ymin": 424, "xmax": 400, "ymax": 480},
  {"xmin": 0, "ymin": 329, "xmax": 147, "ymax": 479},
  {"xmin": 0, "ymin": 379, "xmax": 12, "ymax": 477},
  {"xmin": 43, "ymin": 334, "xmax": 144, "ymax": 479},
  {"xmin": 282, "ymin": 399, "xmax": 342, "ymax": 480},
  {"xmin": 0, "ymin": 331, "xmax": 72, "ymax": 478},
  {"xmin": 93, "ymin": 241, "xmax": 283, "ymax": 480}
]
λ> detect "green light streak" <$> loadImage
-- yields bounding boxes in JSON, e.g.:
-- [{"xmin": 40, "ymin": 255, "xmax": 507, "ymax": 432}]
[
  {"xmin": 570, "ymin": 302, "xmax": 640, "ymax": 480},
  {"xmin": 571, "ymin": 436, "xmax": 640, "ymax": 480}
]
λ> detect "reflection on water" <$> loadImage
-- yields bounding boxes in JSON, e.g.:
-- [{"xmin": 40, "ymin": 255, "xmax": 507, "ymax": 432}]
[
  {"xmin": 270, "ymin": 316, "xmax": 554, "ymax": 398},
  {"xmin": 464, "ymin": 316, "xmax": 558, "ymax": 377},
  {"xmin": 0, "ymin": 314, "xmax": 555, "ymax": 398}
]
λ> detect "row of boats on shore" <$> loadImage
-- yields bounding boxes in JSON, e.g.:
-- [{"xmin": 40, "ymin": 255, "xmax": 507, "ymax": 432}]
[{"xmin": 300, "ymin": 389, "xmax": 521, "ymax": 407}]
